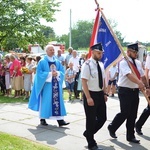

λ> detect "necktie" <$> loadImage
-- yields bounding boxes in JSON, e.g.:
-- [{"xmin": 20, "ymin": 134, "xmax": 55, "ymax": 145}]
[
  {"xmin": 132, "ymin": 58, "xmax": 137, "ymax": 68},
  {"xmin": 130, "ymin": 58, "xmax": 140, "ymax": 79},
  {"xmin": 96, "ymin": 61, "xmax": 103, "ymax": 89}
]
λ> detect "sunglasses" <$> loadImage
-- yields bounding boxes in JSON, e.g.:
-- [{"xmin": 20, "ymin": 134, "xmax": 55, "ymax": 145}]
[{"xmin": 129, "ymin": 50, "xmax": 138, "ymax": 54}]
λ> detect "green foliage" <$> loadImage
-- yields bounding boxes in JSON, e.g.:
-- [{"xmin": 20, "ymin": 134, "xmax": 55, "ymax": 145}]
[
  {"xmin": 56, "ymin": 20, "xmax": 94, "ymax": 49},
  {"xmin": 1, "ymin": 0, "xmax": 150, "ymax": 52},
  {"xmin": 56, "ymin": 34, "xmax": 69, "ymax": 47},
  {"xmin": 0, "ymin": 0, "xmax": 60, "ymax": 51},
  {"xmin": 57, "ymin": 19, "xmax": 126, "ymax": 50},
  {"xmin": 42, "ymin": 26, "xmax": 55, "ymax": 39},
  {"xmin": 71, "ymin": 20, "xmax": 93, "ymax": 49},
  {"xmin": 0, "ymin": 132, "xmax": 54, "ymax": 150},
  {"xmin": 146, "ymin": 47, "xmax": 150, "ymax": 52}
]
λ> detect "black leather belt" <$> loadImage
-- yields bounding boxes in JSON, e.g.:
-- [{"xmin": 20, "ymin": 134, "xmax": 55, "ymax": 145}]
[{"xmin": 118, "ymin": 86, "xmax": 139, "ymax": 91}]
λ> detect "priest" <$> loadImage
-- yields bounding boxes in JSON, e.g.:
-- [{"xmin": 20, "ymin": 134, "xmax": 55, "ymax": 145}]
[{"xmin": 28, "ymin": 44, "xmax": 69, "ymax": 127}]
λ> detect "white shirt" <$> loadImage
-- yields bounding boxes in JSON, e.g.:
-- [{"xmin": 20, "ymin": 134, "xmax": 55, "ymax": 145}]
[
  {"xmin": 69, "ymin": 56, "xmax": 80, "ymax": 73},
  {"xmin": 145, "ymin": 54, "xmax": 150, "ymax": 78},
  {"xmin": 118, "ymin": 57, "xmax": 144, "ymax": 88},
  {"xmin": 65, "ymin": 54, "xmax": 72, "ymax": 66},
  {"xmin": 109, "ymin": 66, "xmax": 118, "ymax": 80},
  {"xmin": 55, "ymin": 55, "xmax": 65, "ymax": 65},
  {"xmin": 81, "ymin": 57, "xmax": 105, "ymax": 91}
]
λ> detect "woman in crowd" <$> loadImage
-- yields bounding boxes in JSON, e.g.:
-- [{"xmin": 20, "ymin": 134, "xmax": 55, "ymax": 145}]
[
  {"xmin": 4, "ymin": 55, "xmax": 12, "ymax": 97},
  {"xmin": 36, "ymin": 56, "xmax": 41, "ymax": 64},
  {"xmin": 0, "ymin": 59, "xmax": 6, "ymax": 95},
  {"xmin": 10, "ymin": 55, "xmax": 23, "ymax": 98},
  {"xmin": 23, "ymin": 56, "xmax": 34, "ymax": 100},
  {"xmin": 77, "ymin": 53, "xmax": 86, "ymax": 101}
]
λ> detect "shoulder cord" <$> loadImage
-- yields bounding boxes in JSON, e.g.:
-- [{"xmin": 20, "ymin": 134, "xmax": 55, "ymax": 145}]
[{"xmin": 85, "ymin": 61, "xmax": 94, "ymax": 78}]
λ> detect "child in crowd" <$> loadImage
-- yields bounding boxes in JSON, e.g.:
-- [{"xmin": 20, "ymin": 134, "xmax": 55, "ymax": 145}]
[
  {"xmin": 4, "ymin": 56, "xmax": 12, "ymax": 97},
  {"xmin": 0, "ymin": 60, "xmax": 6, "ymax": 95},
  {"xmin": 31, "ymin": 65, "xmax": 36, "ymax": 90},
  {"xmin": 77, "ymin": 53, "xmax": 86, "ymax": 101},
  {"xmin": 107, "ymin": 63, "xmax": 118, "ymax": 97},
  {"xmin": 65, "ymin": 62, "xmax": 76, "ymax": 101}
]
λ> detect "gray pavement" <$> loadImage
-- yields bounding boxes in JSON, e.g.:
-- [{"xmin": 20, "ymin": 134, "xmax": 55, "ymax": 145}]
[{"xmin": 0, "ymin": 93, "xmax": 150, "ymax": 150}]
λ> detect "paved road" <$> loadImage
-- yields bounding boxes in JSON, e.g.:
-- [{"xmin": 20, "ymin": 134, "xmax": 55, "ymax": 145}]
[{"xmin": 0, "ymin": 93, "xmax": 150, "ymax": 150}]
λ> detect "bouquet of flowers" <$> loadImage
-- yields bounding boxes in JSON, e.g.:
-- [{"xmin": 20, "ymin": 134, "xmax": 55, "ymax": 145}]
[{"xmin": 21, "ymin": 67, "xmax": 29, "ymax": 73}]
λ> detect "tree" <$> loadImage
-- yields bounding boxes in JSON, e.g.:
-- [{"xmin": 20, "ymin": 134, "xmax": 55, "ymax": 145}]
[
  {"xmin": 57, "ymin": 19, "xmax": 125, "ymax": 50},
  {"xmin": 56, "ymin": 34, "xmax": 69, "ymax": 47},
  {"xmin": 0, "ymin": 0, "xmax": 60, "ymax": 51},
  {"xmin": 57, "ymin": 20, "xmax": 93, "ymax": 50},
  {"xmin": 71, "ymin": 20, "xmax": 93, "ymax": 49},
  {"xmin": 41, "ymin": 26, "xmax": 55, "ymax": 40}
]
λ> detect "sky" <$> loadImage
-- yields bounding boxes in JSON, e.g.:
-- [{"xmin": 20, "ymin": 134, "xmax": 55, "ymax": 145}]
[{"xmin": 45, "ymin": 0, "xmax": 150, "ymax": 43}]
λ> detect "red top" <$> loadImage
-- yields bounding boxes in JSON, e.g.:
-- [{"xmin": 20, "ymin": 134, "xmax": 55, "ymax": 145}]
[{"xmin": 10, "ymin": 59, "xmax": 22, "ymax": 76}]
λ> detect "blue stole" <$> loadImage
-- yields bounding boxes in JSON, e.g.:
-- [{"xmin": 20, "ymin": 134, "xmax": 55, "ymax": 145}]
[{"xmin": 48, "ymin": 62, "xmax": 61, "ymax": 116}]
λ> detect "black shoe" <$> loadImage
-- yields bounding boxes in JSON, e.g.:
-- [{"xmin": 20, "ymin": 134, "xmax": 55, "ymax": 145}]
[
  {"xmin": 83, "ymin": 131, "xmax": 87, "ymax": 137},
  {"xmin": 69, "ymin": 96, "xmax": 71, "ymax": 101},
  {"xmin": 108, "ymin": 124, "xmax": 117, "ymax": 138},
  {"xmin": 88, "ymin": 145, "xmax": 103, "ymax": 150},
  {"xmin": 57, "ymin": 120, "xmax": 70, "ymax": 127},
  {"xmin": 111, "ymin": 94, "xmax": 114, "ymax": 97},
  {"xmin": 135, "ymin": 125, "xmax": 143, "ymax": 135},
  {"xmin": 75, "ymin": 94, "xmax": 80, "ymax": 99},
  {"xmin": 127, "ymin": 138, "xmax": 140, "ymax": 143},
  {"xmin": 75, "ymin": 96, "xmax": 80, "ymax": 99},
  {"xmin": 40, "ymin": 119, "xmax": 48, "ymax": 126}
]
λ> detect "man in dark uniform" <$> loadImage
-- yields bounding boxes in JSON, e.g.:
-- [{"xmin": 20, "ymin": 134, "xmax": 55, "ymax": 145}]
[
  {"xmin": 135, "ymin": 53, "xmax": 150, "ymax": 135},
  {"xmin": 81, "ymin": 43, "xmax": 108, "ymax": 150},
  {"xmin": 107, "ymin": 43, "xmax": 149, "ymax": 143},
  {"xmin": 135, "ymin": 105, "xmax": 150, "ymax": 135}
]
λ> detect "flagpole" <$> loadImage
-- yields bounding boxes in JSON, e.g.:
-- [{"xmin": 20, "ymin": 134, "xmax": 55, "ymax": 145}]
[
  {"xmin": 94, "ymin": 0, "xmax": 150, "ymax": 105},
  {"xmin": 69, "ymin": 9, "xmax": 72, "ymax": 47}
]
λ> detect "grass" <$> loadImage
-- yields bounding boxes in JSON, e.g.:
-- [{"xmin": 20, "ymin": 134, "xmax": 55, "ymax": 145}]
[
  {"xmin": 0, "ymin": 131, "xmax": 55, "ymax": 150},
  {"xmin": 0, "ymin": 89, "xmax": 69, "ymax": 103},
  {"xmin": 0, "ymin": 95, "xmax": 26, "ymax": 103}
]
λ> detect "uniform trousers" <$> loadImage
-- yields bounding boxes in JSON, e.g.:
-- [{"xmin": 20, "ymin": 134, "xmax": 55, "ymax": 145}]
[
  {"xmin": 109, "ymin": 87, "xmax": 139, "ymax": 140},
  {"xmin": 136, "ymin": 78, "xmax": 150, "ymax": 129},
  {"xmin": 74, "ymin": 72, "xmax": 80, "ymax": 98},
  {"xmin": 83, "ymin": 90, "xmax": 106, "ymax": 148},
  {"xmin": 136, "ymin": 105, "xmax": 150, "ymax": 129}
]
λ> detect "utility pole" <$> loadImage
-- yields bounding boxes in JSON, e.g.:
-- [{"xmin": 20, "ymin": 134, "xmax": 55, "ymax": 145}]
[{"xmin": 69, "ymin": 9, "xmax": 72, "ymax": 47}]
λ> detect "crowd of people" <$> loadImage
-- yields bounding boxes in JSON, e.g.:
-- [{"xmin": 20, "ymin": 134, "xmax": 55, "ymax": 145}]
[
  {"xmin": 0, "ymin": 53, "xmax": 41, "ymax": 99},
  {"xmin": 0, "ymin": 47, "xmax": 89, "ymax": 101},
  {"xmin": 0, "ymin": 42, "xmax": 150, "ymax": 150}
]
